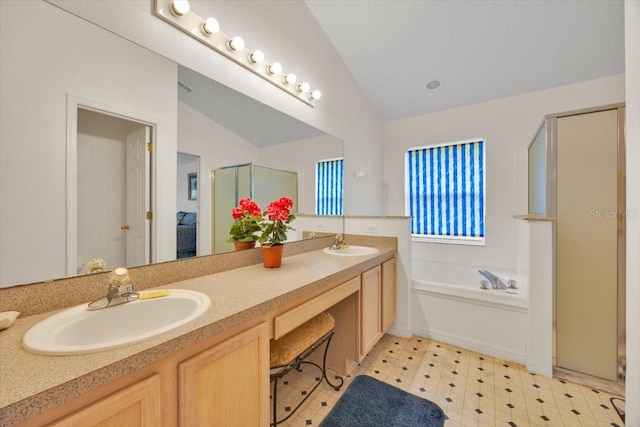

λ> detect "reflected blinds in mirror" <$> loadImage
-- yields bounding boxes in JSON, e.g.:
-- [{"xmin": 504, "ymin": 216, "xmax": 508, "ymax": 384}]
[{"xmin": 316, "ymin": 159, "xmax": 344, "ymax": 215}]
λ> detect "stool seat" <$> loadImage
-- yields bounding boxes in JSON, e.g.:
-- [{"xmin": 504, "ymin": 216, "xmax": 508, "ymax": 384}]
[
  {"xmin": 269, "ymin": 311, "xmax": 343, "ymax": 426},
  {"xmin": 270, "ymin": 312, "xmax": 335, "ymax": 368}
]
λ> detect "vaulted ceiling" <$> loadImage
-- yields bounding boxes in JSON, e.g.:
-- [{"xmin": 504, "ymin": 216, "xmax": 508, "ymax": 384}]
[{"xmin": 305, "ymin": 0, "xmax": 625, "ymax": 120}]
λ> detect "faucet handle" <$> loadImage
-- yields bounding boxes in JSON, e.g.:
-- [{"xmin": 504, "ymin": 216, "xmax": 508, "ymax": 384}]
[{"xmin": 109, "ymin": 267, "xmax": 131, "ymax": 287}]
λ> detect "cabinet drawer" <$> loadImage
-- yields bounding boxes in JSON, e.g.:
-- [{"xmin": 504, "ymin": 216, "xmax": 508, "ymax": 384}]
[{"xmin": 274, "ymin": 276, "xmax": 360, "ymax": 339}]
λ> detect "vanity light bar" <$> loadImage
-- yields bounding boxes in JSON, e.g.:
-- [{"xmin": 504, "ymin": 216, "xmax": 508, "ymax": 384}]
[{"xmin": 155, "ymin": 0, "xmax": 321, "ymax": 106}]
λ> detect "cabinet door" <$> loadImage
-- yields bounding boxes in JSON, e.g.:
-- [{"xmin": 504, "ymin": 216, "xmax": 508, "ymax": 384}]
[
  {"xmin": 179, "ymin": 322, "xmax": 269, "ymax": 427},
  {"xmin": 360, "ymin": 266, "xmax": 382, "ymax": 359},
  {"xmin": 381, "ymin": 258, "xmax": 397, "ymax": 333},
  {"xmin": 51, "ymin": 375, "xmax": 161, "ymax": 427}
]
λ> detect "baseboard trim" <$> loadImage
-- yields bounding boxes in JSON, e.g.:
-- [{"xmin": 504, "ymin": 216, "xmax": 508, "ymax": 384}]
[
  {"xmin": 412, "ymin": 327, "xmax": 526, "ymax": 365},
  {"xmin": 387, "ymin": 325, "xmax": 412, "ymax": 338},
  {"xmin": 526, "ymin": 360, "xmax": 553, "ymax": 378}
]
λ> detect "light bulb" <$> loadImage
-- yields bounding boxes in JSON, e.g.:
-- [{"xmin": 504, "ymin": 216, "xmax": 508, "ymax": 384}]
[
  {"xmin": 227, "ymin": 36, "xmax": 245, "ymax": 51},
  {"xmin": 296, "ymin": 82, "xmax": 310, "ymax": 94},
  {"xmin": 202, "ymin": 17, "xmax": 220, "ymax": 35},
  {"xmin": 170, "ymin": 0, "xmax": 190, "ymax": 16},
  {"xmin": 309, "ymin": 89, "xmax": 322, "ymax": 100},
  {"xmin": 249, "ymin": 50, "xmax": 264, "ymax": 64},
  {"xmin": 267, "ymin": 62, "xmax": 282, "ymax": 75},
  {"xmin": 283, "ymin": 73, "xmax": 297, "ymax": 85}
]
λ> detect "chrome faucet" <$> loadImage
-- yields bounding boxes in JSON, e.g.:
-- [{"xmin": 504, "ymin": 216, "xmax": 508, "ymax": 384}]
[
  {"xmin": 88, "ymin": 268, "xmax": 140, "ymax": 310},
  {"xmin": 328, "ymin": 233, "xmax": 346, "ymax": 250},
  {"xmin": 478, "ymin": 270, "xmax": 509, "ymax": 290}
]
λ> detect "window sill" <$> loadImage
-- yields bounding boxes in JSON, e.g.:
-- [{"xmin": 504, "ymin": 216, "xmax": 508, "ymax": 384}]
[{"xmin": 411, "ymin": 235, "xmax": 485, "ymax": 246}]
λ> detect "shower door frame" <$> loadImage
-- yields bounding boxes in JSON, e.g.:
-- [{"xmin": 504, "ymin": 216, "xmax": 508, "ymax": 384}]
[{"xmin": 547, "ymin": 103, "xmax": 626, "ymax": 395}]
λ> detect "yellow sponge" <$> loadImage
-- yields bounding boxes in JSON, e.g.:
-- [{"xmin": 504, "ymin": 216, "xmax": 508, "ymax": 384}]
[{"xmin": 140, "ymin": 290, "xmax": 170, "ymax": 300}]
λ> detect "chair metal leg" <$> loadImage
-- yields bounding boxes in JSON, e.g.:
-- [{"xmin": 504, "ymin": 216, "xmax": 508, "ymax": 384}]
[
  {"xmin": 270, "ymin": 330, "xmax": 344, "ymax": 426},
  {"xmin": 321, "ymin": 334, "xmax": 344, "ymax": 391},
  {"xmin": 271, "ymin": 377, "xmax": 279, "ymax": 427}
]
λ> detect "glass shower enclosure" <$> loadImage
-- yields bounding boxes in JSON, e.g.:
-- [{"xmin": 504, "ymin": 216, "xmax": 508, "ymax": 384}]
[
  {"xmin": 528, "ymin": 104, "xmax": 626, "ymax": 394},
  {"xmin": 212, "ymin": 163, "xmax": 298, "ymax": 254}
]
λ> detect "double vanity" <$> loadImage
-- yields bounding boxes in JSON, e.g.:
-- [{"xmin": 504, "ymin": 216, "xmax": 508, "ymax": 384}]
[{"xmin": 0, "ymin": 235, "xmax": 397, "ymax": 426}]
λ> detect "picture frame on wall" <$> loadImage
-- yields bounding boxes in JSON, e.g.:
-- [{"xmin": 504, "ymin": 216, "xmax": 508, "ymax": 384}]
[{"xmin": 188, "ymin": 173, "xmax": 197, "ymax": 200}]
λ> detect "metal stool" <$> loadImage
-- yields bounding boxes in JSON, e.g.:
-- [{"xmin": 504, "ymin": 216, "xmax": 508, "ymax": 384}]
[{"xmin": 269, "ymin": 312, "xmax": 344, "ymax": 426}]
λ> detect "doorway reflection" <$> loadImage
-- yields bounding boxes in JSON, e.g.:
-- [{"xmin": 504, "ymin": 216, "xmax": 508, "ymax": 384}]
[
  {"xmin": 77, "ymin": 108, "xmax": 151, "ymax": 273},
  {"xmin": 177, "ymin": 153, "xmax": 200, "ymax": 258}
]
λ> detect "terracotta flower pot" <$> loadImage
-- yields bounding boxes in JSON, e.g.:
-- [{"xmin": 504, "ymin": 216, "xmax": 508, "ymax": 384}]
[
  {"xmin": 234, "ymin": 241, "xmax": 257, "ymax": 251},
  {"xmin": 261, "ymin": 245, "xmax": 284, "ymax": 268}
]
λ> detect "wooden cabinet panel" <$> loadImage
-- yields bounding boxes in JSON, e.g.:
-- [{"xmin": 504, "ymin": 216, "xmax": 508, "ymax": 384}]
[
  {"xmin": 381, "ymin": 258, "xmax": 397, "ymax": 333},
  {"xmin": 360, "ymin": 266, "xmax": 382, "ymax": 359},
  {"xmin": 178, "ymin": 322, "xmax": 269, "ymax": 427},
  {"xmin": 51, "ymin": 375, "xmax": 161, "ymax": 427}
]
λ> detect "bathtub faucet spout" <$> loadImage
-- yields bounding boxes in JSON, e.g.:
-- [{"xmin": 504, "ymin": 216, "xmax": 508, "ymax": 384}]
[{"xmin": 478, "ymin": 270, "xmax": 508, "ymax": 290}]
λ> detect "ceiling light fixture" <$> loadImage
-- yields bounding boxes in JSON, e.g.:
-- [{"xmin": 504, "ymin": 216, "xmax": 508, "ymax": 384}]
[
  {"xmin": 425, "ymin": 79, "xmax": 443, "ymax": 90},
  {"xmin": 155, "ymin": 0, "xmax": 321, "ymax": 106},
  {"xmin": 202, "ymin": 17, "xmax": 220, "ymax": 35},
  {"xmin": 170, "ymin": 0, "xmax": 190, "ymax": 17}
]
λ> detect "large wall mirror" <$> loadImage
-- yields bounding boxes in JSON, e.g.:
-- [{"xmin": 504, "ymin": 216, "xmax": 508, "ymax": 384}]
[
  {"xmin": 176, "ymin": 64, "xmax": 344, "ymax": 256},
  {"xmin": 0, "ymin": 1, "xmax": 343, "ymax": 289}
]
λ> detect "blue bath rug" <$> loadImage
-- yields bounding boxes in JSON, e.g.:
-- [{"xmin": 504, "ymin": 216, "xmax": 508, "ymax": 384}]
[{"xmin": 319, "ymin": 375, "xmax": 446, "ymax": 427}]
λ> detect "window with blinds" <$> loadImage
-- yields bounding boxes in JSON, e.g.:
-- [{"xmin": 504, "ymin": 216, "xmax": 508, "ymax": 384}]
[
  {"xmin": 406, "ymin": 139, "xmax": 485, "ymax": 244},
  {"xmin": 316, "ymin": 158, "xmax": 344, "ymax": 215}
]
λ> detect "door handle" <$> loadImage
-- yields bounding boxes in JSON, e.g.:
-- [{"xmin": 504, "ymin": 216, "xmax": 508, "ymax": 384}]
[{"xmin": 121, "ymin": 224, "xmax": 130, "ymax": 230}]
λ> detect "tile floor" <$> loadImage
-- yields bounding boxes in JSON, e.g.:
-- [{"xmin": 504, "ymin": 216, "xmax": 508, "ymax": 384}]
[{"xmin": 271, "ymin": 334, "xmax": 625, "ymax": 426}]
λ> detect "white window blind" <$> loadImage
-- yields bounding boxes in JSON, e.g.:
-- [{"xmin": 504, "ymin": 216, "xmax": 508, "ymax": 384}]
[{"xmin": 406, "ymin": 140, "xmax": 485, "ymax": 241}]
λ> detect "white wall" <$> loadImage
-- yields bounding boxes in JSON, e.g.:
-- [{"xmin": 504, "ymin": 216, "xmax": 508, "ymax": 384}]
[
  {"xmin": 0, "ymin": 1, "xmax": 177, "ymax": 287},
  {"xmin": 384, "ymin": 75, "xmax": 625, "ymax": 272},
  {"xmin": 177, "ymin": 101, "xmax": 260, "ymax": 256},
  {"xmin": 624, "ymin": 0, "xmax": 640, "ymax": 423},
  {"xmin": 523, "ymin": 220, "xmax": 554, "ymax": 376},
  {"xmin": 48, "ymin": 0, "xmax": 384, "ymax": 217},
  {"xmin": 260, "ymin": 134, "xmax": 343, "ymax": 215}
]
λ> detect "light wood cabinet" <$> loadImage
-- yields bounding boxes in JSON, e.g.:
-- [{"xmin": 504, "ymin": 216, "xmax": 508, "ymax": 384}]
[
  {"xmin": 178, "ymin": 322, "xmax": 270, "ymax": 427},
  {"xmin": 381, "ymin": 257, "xmax": 397, "ymax": 333},
  {"xmin": 360, "ymin": 265, "xmax": 382, "ymax": 359},
  {"xmin": 50, "ymin": 375, "xmax": 161, "ymax": 427}
]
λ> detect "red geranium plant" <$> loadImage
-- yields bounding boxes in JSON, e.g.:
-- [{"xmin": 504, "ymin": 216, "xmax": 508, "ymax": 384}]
[
  {"xmin": 226, "ymin": 198, "xmax": 262, "ymax": 243},
  {"xmin": 258, "ymin": 196, "xmax": 296, "ymax": 247}
]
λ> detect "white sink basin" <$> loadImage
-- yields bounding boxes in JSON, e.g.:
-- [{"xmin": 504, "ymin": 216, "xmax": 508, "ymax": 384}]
[
  {"xmin": 323, "ymin": 246, "xmax": 380, "ymax": 256},
  {"xmin": 23, "ymin": 289, "xmax": 210, "ymax": 356}
]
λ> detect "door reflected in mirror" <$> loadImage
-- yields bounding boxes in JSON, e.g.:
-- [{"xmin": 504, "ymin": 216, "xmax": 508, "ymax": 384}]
[{"xmin": 76, "ymin": 108, "xmax": 152, "ymax": 275}]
